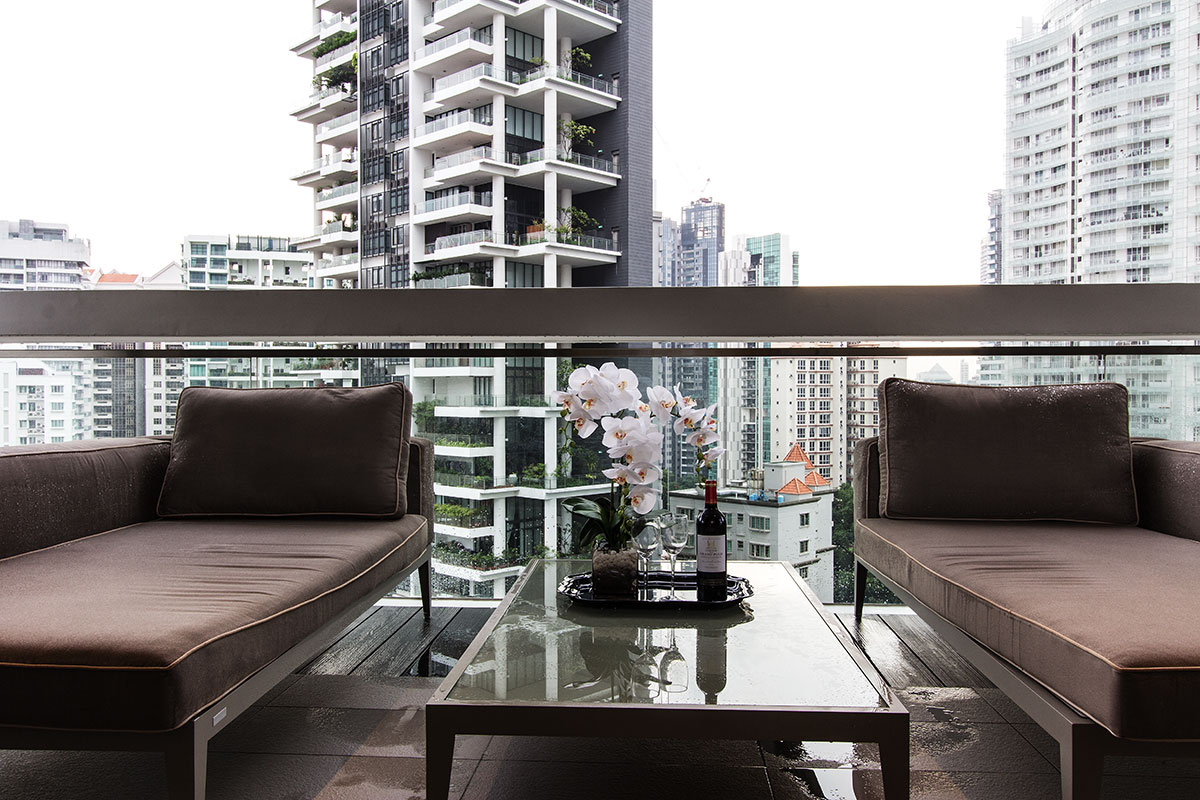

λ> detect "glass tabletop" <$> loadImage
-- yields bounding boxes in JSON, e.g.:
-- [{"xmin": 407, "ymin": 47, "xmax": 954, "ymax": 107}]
[{"xmin": 445, "ymin": 559, "xmax": 890, "ymax": 710}]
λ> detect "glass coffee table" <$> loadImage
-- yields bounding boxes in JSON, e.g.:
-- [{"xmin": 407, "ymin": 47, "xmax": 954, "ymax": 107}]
[{"xmin": 426, "ymin": 559, "xmax": 908, "ymax": 799}]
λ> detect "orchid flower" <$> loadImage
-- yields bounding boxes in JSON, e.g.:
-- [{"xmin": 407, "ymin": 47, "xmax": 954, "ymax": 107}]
[{"xmin": 629, "ymin": 484, "xmax": 658, "ymax": 514}]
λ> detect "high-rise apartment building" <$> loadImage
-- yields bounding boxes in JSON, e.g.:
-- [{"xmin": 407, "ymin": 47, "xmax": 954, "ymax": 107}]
[
  {"xmin": 1004, "ymin": 0, "xmax": 1197, "ymax": 439},
  {"xmin": 293, "ymin": 0, "xmax": 652, "ymax": 597},
  {"xmin": 981, "ymin": 189, "xmax": 1003, "ymax": 286},
  {"xmin": 0, "ymin": 220, "xmax": 95, "ymax": 444}
]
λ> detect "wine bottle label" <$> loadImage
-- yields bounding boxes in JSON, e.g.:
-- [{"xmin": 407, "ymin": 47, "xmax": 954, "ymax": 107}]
[{"xmin": 695, "ymin": 535, "xmax": 726, "ymax": 573}]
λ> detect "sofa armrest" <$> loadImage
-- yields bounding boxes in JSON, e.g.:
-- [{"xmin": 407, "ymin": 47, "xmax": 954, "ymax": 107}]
[
  {"xmin": 0, "ymin": 437, "xmax": 171, "ymax": 559},
  {"xmin": 852, "ymin": 437, "xmax": 881, "ymax": 521},
  {"xmin": 406, "ymin": 436, "xmax": 435, "ymax": 526},
  {"xmin": 1133, "ymin": 440, "xmax": 1200, "ymax": 541}
]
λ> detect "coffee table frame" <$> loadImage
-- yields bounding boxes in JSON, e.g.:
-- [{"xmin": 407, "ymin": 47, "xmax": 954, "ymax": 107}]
[{"xmin": 426, "ymin": 560, "xmax": 909, "ymax": 799}]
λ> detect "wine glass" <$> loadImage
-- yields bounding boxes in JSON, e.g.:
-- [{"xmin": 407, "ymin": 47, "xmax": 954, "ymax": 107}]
[
  {"xmin": 632, "ymin": 523, "xmax": 660, "ymax": 600},
  {"xmin": 659, "ymin": 628, "xmax": 689, "ymax": 694},
  {"xmin": 654, "ymin": 513, "xmax": 689, "ymax": 600}
]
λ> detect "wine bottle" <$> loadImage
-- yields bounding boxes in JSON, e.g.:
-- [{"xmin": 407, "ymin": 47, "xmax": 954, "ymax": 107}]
[
  {"xmin": 695, "ymin": 479, "xmax": 727, "ymax": 602},
  {"xmin": 695, "ymin": 626, "xmax": 728, "ymax": 704}
]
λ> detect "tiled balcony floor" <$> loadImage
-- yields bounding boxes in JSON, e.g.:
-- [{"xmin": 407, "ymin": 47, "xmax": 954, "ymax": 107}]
[{"xmin": 3, "ymin": 605, "xmax": 1200, "ymax": 799}]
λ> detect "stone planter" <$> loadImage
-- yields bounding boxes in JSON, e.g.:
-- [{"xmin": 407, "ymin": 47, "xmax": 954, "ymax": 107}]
[{"xmin": 591, "ymin": 545, "xmax": 638, "ymax": 597}]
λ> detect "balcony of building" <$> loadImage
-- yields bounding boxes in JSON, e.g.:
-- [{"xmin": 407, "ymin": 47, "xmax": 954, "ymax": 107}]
[
  {"xmin": 509, "ymin": 0, "xmax": 620, "ymax": 45},
  {"xmin": 416, "ymin": 228, "xmax": 515, "ymax": 263},
  {"xmin": 423, "ymin": 0, "xmax": 518, "ymax": 37},
  {"xmin": 507, "ymin": 147, "xmax": 619, "ymax": 191},
  {"xmin": 314, "ymin": 181, "xmax": 360, "ymax": 213},
  {"xmin": 510, "ymin": 228, "xmax": 619, "ymax": 266},
  {"xmin": 511, "ymin": 65, "xmax": 620, "ymax": 116},
  {"xmin": 423, "ymin": 145, "xmax": 518, "ymax": 189},
  {"xmin": 412, "ymin": 107, "xmax": 496, "ymax": 154},
  {"xmin": 291, "ymin": 11, "xmax": 358, "ymax": 58},
  {"xmin": 314, "ymin": 110, "xmax": 359, "ymax": 147},
  {"xmin": 412, "ymin": 191, "xmax": 495, "ymax": 225},
  {"xmin": 315, "ymin": 251, "xmax": 360, "ymax": 283},
  {"xmin": 412, "ymin": 261, "xmax": 494, "ymax": 289},
  {"xmin": 412, "ymin": 26, "xmax": 495, "ymax": 75},
  {"xmin": 291, "ymin": 85, "xmax": 358, "ymax": 125},
  {"xmin": 422, "ymin": 62, "xmax": 518, "ymax": 114},
  {"xmin": 292, "ymin": 219, "xmax": 358, "ymax": 252}
]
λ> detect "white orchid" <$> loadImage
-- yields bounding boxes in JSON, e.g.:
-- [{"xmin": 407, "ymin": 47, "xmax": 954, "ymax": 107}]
[
  {"xmin": 646, "ymin": 385, "xmax": 676, "ymax": 420},
  {"xmin": 629, "ymin": 484, "xmax": 658, "ymax": 515},
  {"xmin": 602, "ymin": 461, "xmax": 660, "ymax": 487},
  {"xmin": 674, "ymin": 402, "xmax": 716, "ymax": 436},
  {"xmin": 558, "ymin": 366, "xmax": 725, "ymax": 542}
]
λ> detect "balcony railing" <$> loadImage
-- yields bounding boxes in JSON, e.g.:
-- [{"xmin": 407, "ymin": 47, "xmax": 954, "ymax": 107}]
[
  {"xmin": 413, "ymin": 270, "xmax": 492, "ymax": 289},
  {"xmin": 315, "ymin": 182, "xmax": 359, "ymax": 202},
  {"xmin": 428, "ymin": 63, "xmax": 509, "ymax": 95},
  {"xmin": 511, "ymin": 148, "xmax": 617, "ymax": 173},
  {"xmin": 424, "ymin": 229, "xmax": 494, "ymax": 253},
  {"xmin": 425, "ymin": 146, "xmax": 503, "ymax": 177},
  {"xmin": 414, "ymin": 107, "xmax": 493, "ymax": 138},
  {"xmin": 515, "ymin": 65, "xmax": 616, "ymax": 95},
  {"xmin": 314, "ymin": 42, "xmax": 356, "ymax": 67},
  {"xmin": 564, "ymin": 0, "xmax": 618, "ymax": 16},
  {"xmin": 316, "ymin": 252, "xmax": 359, "ymax": 270},
  {"xmin": 434, "ymin": 471, "xmax": 495, "ymax": 489},
  {"xmin": 415, "ymin": 26, "xmax": 493, "ymax": 61},
  {"xmin": 316, "ymin": 111, "xmax": 358, "ymax": 134},
  {"xmin": 416, "ymin": 192, "xmax": 493, "ymax": 214},
  {"xmin": 512, "ymin": 230, "xmax": 617, "ymax": 250}
]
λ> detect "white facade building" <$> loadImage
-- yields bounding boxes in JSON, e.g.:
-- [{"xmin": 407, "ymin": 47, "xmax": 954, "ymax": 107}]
[
  {"xmin": 292, "ymin": 0, "xmax": 650, "ymax": 598},
  {"xmin": 1004, "ymin": 0, "xmax": 1198, "ymax": 439},
  {"xmin": 0, "ymin": 219, "xmax": 89, "ymax": 292},
  {"xmin": 0, "ymin": 360, "xmax": 93, "ymax": 446},
  {"xmin": 670, "ymin": 443, "xmax": 836, "ymax": 602}
]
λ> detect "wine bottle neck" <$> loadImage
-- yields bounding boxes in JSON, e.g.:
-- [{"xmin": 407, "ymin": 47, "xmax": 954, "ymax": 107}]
[{"xmin": 704, "ymin": 480, "xmax": 717, "ymax": 505}]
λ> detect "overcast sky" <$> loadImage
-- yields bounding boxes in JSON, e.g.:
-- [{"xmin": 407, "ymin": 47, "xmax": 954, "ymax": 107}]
[{"xmin": 1, "ymin": 0, "xmax": 1036, "ymax": 285}]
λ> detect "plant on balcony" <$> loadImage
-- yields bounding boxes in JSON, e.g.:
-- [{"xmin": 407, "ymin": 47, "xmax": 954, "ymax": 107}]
[
  {"xmin": 555, "ymin": 363, "xmax": 725, "ymax": 554},
  {"xmin": 562, "ymin": 46, "xmax": 592, "ymax": 71},
  {"xmin": 312, "ymin": 30, "xmax": 356, "ymax": 59},
  {"xmin": 558, "ymin": 119, "xmax": 596, "ymax": 157},
  {"xmin": 313, "ymin": 55, "xmax": 357, "ymax": 92}
]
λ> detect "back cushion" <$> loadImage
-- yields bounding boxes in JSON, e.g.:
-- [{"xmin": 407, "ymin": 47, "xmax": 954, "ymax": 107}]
[
  {"xmin": 158, "ymin": 384, "xmax": 412, "ymax": 518},
  {"xmin": 877, "ymin": 378, "xmax": 1137, "ymax": 523}
]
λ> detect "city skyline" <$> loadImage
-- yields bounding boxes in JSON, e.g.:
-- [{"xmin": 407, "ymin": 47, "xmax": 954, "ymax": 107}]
[{"xmin": 3, "ymin": 0, "xmax": 1035, "ymax": 283}]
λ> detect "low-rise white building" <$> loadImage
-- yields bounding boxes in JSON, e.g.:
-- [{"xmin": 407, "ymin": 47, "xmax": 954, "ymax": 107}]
[
  {"xmin": 0, "ymin": 359, "xmax": 94, "ymax": 446},
  {"xmin": 669, "ymin": 444, "xmax": 836, "ymax": 602}
]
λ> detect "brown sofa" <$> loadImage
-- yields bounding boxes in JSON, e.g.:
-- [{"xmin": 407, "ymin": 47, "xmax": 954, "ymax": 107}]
[
  {"xmin": 0, "ymin": 384, "xmax": 434, "ymax": 800},
  {"xmin": 853, "ymin": 378, "xmax": 1200, "ymax": 800}
]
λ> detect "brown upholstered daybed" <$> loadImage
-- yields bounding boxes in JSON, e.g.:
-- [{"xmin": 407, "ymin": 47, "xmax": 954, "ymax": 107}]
[
  {"xmin": 853, "ymin": 378, "xmax": 1200, "ymax": 800},
  {"xmin": 0, "ymin": 384, "xmax": 433, "ymax": 800}
]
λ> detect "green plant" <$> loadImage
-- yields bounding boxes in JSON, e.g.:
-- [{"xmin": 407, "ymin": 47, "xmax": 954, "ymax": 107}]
[
  {"xmin": 563, "ymin": 490, "xmax": 656, "ymax": 552},
  {"xmin": 554, "ymin": 206, "xmax": 601, "ymax": 236},
  {"xmin": 312, "ymin": 30, "xmax": 356, "ymax": 59},
  {"xmin": 558, "ymin": 119, "xmax": 596, "ymax": 154},
  {"xmin": 414, "ymin": 400, "xmax": 436, "ymax": 432},
  {"xmin": 563, "ymin": 46, "xmax": 592, "ymax": 71}
]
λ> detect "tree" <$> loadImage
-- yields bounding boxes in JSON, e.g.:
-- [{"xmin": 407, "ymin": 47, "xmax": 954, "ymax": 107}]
[
  {"xmin": 830, "ymin": 481, "xmax": 899, "ymax": 605},
  {"xmin": 558, "ymin": 119, "xmax": 596, "ymax": 156}
]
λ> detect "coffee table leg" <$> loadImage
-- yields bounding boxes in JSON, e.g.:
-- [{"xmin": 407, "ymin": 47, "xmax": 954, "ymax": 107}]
[
  {"xmin": 878, "ymin": 722, "xmax": 910, "ymax": 800},
  {"xmin": 425, "ymin": 710, "xmax": 455, "ymax": 800}
]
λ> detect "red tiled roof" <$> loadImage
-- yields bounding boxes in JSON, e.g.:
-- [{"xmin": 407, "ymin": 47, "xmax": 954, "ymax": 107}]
[
  {"xmin": 782, "ymin": 443, "xmax": 814, "ymax": 467},
  {"xmin": 778, "ymin": 478, "xmax": 813, "ymax": 495},
  {"xmin": 804, "ymin": 470, "xmax": 830, "ymax": 487},
  {"xmin": 97, "ymin": 273, "xmax": 139, "ymax": 283}
]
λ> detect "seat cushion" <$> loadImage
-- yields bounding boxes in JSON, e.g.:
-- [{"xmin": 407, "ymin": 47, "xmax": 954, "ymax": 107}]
[
  {"xmin": 0, "ymin": 516, "xmax": 428, "ymax": 732},
  {"xmin": 876, "ymin": 378, "xmax": 1137, "ymax": 524},
  {"xmin": 856, "ymin": 517, "xmax": 1200, "ymax": 738},
  {"xmin": 158, "ymin": 384, "xmax": 413, "ymax": 518}
]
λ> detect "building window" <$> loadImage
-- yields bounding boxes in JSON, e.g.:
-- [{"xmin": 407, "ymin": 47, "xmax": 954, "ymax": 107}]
[
  {"xmin": 749, "ymin": 543, "xmax": 770, "ymax": 559},
  {"xmin": 748, "ymin": 516, "xmax": 770, "ymax": 532},
  {"xmin": 799, "ymin": 566, "xmax": 808, "ymax": 579},
  {"xmin": 799, "ymin": 539, "xmax": 809, "ymax": 553}
]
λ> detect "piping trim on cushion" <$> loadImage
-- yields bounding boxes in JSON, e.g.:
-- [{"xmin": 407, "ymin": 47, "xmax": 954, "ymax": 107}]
[
  {"xmin": 857, "ymin": 518, "xmax": 1200, "ymax": 672},
  {"xmin": 0, "ymin": 517, "xmax": 428, "ymax": 671}
]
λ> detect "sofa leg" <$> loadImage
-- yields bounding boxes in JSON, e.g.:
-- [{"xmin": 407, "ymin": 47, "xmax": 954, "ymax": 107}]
[
  {"xmin": 419, "ymin": 558, "xmax": 432, "ymax": 618},
  {"xmin": 165, "ymin": 722, "xmax": 207, "ymax": 800},
  {"xmin": 1060, "ymin": 724, "xmax": 1104, "ymax": 800},
  {"xmin": 854, "ymin": 560, "xmax": 868, "ymax": 620}
]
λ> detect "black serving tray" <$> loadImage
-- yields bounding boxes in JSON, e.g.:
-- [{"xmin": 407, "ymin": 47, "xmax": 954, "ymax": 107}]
[{"xmin": 557, "ymin": 570, "xmax": 753, "ymax": 610}]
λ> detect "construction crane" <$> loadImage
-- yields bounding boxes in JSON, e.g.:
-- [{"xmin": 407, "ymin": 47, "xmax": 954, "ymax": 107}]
[{"xmin": 695, "ymin": 178, "xmax": 710, "ymax": 201}]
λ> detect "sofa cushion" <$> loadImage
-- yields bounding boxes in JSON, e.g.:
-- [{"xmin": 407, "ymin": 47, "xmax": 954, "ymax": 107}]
[
  {"xmin": 0, "ymin": 515, "xmax": 429, "ymax": 731},
  {"xmin": 856, "ymin": 516, "xmax": 1200, "ymax": 739},
  {"xmin": 158, "ymin": 384, "xmax": 412, "ymax": 518},
  {"xmin": 0, "ymin": 438, "xmax": 169, "ymax": 559},
  {"xmin": 877, "ymin": 378, "xmax": 1137, "ymax": 523},
  {"xmin": 1133, "ymin": 440, "xmax": 1200, "ymax": 542}
]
